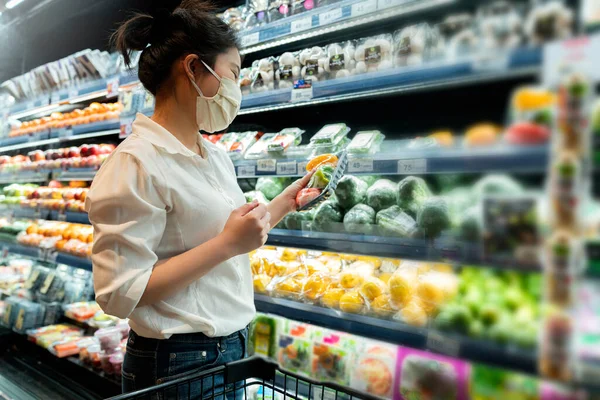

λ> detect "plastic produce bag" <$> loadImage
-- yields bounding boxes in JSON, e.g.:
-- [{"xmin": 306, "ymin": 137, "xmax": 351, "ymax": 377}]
[
  {"xmin": 393, "ymin": 23, "xmax": 440, "ymax": 67},
  {"xmin": 275, "ymin": 52, "xmax": 301, "ymax": 89},
  {"xmin": 324, "ymin": 41, "xmax": 356, "ymax": 79},
  {"xmin": 354, "ymin": 34, "xmax": 393, "ymax": 74},
  {"xmin": 299, "ymin": 46, "xmax": 327, "ymax": 82}
]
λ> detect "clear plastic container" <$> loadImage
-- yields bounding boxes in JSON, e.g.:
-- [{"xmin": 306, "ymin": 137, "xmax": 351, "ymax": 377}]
[
  {"xmin": 267, "ymin": 128, "xmax": 304, "ymax": 154},
  {"xmin": 354, "ymin": 34, "xmax": 393, "ymax": 75},
  {"xmin": 324, "ymin": 42, "xmax": 356, "ymax": 79},
  {"xmin": 347, "ymin": 131, "xmax": 384, "ymax": 154},
  {"xmin": 393, "ymin": 23, "xmax": 440, "ymax": 67},
  {"xmin": 218, "ymin": 131, "xmax": 258, "ymax": 160},
  {"xmin": 115, "ymin": 319, "xmax": 130, "ymax": 339},
  {"xmin": 94, "ymin": 327, "xmax": 122, "ymax": 352},
  {"xmin": 87, "ymin": 344, "xmax": 102, "ymax": 369},
  {"xmin": 109, "ymin": 352, "xmax": 124, "ymax": 376},
  {"xmin": 275, "ymin": 52, "xmax": 301, "ymax": 89},
  {"xmin": 310, "ymin": 123, "xmax": 349, "ymax": 145}
]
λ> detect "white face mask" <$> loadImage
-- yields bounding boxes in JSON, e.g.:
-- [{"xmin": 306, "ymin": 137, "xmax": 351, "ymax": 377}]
[{"xmin": 187, "ymin": 60, "xmax": 242, "ymax": 133}]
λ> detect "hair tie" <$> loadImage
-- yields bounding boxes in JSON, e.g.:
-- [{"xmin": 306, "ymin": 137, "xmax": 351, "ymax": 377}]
[{"xmin": 150, "ymin": 8, "xmax": 174, "ymax": 44}]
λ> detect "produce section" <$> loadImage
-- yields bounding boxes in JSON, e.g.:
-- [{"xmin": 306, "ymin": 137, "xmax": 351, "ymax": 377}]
[{"xmin": 1, "ymin": 0, "xmax": 600, "ymax": 398}]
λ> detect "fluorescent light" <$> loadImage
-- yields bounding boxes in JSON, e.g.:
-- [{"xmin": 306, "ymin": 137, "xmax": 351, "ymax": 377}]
[{"xmin": 5, "ymin": 0, "xmax": 26, "ymax": 9}]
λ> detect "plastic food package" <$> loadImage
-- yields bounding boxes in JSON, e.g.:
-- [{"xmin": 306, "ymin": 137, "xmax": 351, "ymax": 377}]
[
  {"xmin": 245, "ymin": 133, "xmax": 279, "ymax": 159},
  {"xmin": 267, "ymin": 128, "xmax": 304, "ymax": 154},
  {"xmin": 94, "ymin": 327, "xmax": 123, "ymax": 352},
  {"xmin": 525, "ymin": 1, "xmax": 573, "ymax": 45},
  {"xmin": 217, "ymin": 131, "xmax": 258, "ymax": 160},
  {"xmin": 476, "ymin": 1, "xmax": 524, "ymax": 51},
  {"xmin": 354, "ymin": 35, "xmax": 393, "ymax": 75},
  {"xmin": 109, "ymin": 352, "xmax": 124, "ymax": 376},
  {"xmin": 289, "ymin": 0, "xmax": 314, "ymax": 15},
  {"xmin": 438, "ymin": 13, "xmax": 478, "ymax": 59},
  {"xmin": 310, "ymin": 123, "xmax": 349, "ymax": 145},
  {"xmin": 239, "ymin": 67, "xmax": 254, "ymax": 95},
  {"xmin": 393, "ymin": 23, "xmax": 440, "ymax": 67},
  {"xmin": 275, "ymin": 52, "xmax": 301, "ymax": 89},
  {"xmin": 87, "ymin": 344, "xmax": 103, "ymax": 369},
  {"xmin": 245, "ymin": 0, "xmax": 269, "ymax": 29},
  {"xmin": 324, "ymin": 42, "xmax": 356, "ymax": 79},
  {"xmin": 64, "ymin": 301, "xmax": 101, "ymax": 322},
  {"xmin": 267, "ymin": 0, "xmax": 290, "ymax": 22},
  {"xmin": 250, "ymin": 58, "xmax": 276, "ymax": 93},
  {"xmin": 221, "ymin": 7, "xmax": 246, "ymax": 31},
  {"xmin": 347, "ymin": 130, "xmax": 384, "ymax": 154},
  {"xmin": 299, "ymin": 46, "xmax": 327, "ymax": 82},
  {"xmin": 311, "ymin": 329, "xmax": 356, "ymax": 385},
  {"xmin": 350, "ymin": 341, "xmax": 398, "ymax": 399},
  {"xmin": 10, "ymin": 298, "xmax": 44, "ymax": 333}
]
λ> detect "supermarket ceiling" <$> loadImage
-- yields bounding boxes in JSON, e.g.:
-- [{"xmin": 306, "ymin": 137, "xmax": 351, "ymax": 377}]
[{"xmin": 0, "ymin": 0, "xmax": 237, "ymax": 83}]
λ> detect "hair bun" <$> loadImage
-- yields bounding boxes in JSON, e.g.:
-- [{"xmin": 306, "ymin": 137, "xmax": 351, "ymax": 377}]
[{"xmin": 149, "ymin": 8, "xmax": 174, "ymax": 44}]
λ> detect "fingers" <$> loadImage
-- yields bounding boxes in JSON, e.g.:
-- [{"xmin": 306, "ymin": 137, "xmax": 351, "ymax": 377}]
[
  {"xmin": 296, "ymin": 169, "xmax": 316, "ymax": 188},
  {"xmin": 249, "ymin": 203, "xmax": 268, "ymax": 219},
  {"xmin": 238, "ymin": 200, "xmax": 259, "ymax": 216}
]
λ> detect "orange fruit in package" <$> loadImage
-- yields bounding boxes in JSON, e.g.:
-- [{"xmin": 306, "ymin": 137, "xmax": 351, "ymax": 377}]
[{"xmin": 305, "ymin": 154, "xmax": 338, "ymax": 172}]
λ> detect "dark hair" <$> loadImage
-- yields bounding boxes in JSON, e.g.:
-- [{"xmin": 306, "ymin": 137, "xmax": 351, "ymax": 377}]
[{"xmin": 111, "ymin": 0, "xmax": 239, "ymax": 95}]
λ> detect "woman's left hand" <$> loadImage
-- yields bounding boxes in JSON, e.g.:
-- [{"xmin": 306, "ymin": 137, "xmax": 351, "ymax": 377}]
[{"xmin": 278, "ymin": 170, "xmax": 315, "ymax": 212}]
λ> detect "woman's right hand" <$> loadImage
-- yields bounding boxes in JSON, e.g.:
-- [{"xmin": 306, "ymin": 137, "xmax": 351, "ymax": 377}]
[{"xmin": 221, "ymin": 201, "xmax": 271, "ymax": 256}]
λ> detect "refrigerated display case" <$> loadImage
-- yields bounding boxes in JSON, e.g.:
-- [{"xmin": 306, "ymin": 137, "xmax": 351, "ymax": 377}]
[{"xmin": 1, "ymin": 0, "xmax": 599, "ymax": 398}]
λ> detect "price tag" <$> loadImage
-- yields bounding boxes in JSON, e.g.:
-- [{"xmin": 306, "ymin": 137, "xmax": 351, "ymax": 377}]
[
  {"xmin": 347, "ymin": 158, "xmax": 374, "ymax": 173},
  {"xmin": 543, "ymin": 35, "xmax": 600, "ymax": 86},
  {"xmin": 68, "ymin": 88, "xmax": 78, "ymax": 99},
  {"xmin": 351, "ymin": 0, "xmax": 377, "ymax": 16},
  {"xmin": 319, "ymin": 8, "xmax": 343, "ymax": 25},
  {"xmin": 39, "ymin": 272, "xmax": 55, "ymax": 295},
  {"xmin": 59, "ymin": 129, "xmax": 73, "ymax": 139},
  {"xmin": 237, "ymin": 165, "xmax": 256, "ymax": 177},
  {"xmin": 106, "ymin": 77, "xmax": 120, "ymax": 99},
  {"xmin": 47, "ymin": 250, "xmax": 58, "ymax": 263},
  {"xmin": 50, "ymin": 92, "xmax": 61, "ymax": 104},
  {"xmin": 291, "ymin": 79, "xmax": 313, "ymax": 103},
  {"xmin": 291, "ymin": 16, "xmax": 312, "ymax": 33},
  {"xmin": 472, "ymin": 51, "xmax": 510, "ymax": 72},
  {"xmin": 257, "ymin": 159, "xmax": 277, "ymax": 172},
  {"xmin": 377, "ymin": 0, "xmax": 402, "ymax": 10},
  {"xmin": 297, "ymin": 161, "xmax": 308, "ymax": 174},
  {"xmin": 119, "ymin": 117, "xmax": 135, "ymax": 139},
  {"xmin": 426, "ymin": 331, "xmax": 460, "ymax": 357},
  {"xmin": 277, "ymin": 161, "xmax": 297, "ymax": 175},
  {"xmin": 241, "ymin": 32, "xmax": 260, "ymax": 47},
  {"xmin": 397, "ymin": 159, "xmax": 427, "ymax": 174}
]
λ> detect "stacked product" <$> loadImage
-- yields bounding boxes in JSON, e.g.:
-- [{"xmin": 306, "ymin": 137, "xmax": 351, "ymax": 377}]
[{"xmin": 18, "ymin": 221, "xmax": 93, "ymax": 257}]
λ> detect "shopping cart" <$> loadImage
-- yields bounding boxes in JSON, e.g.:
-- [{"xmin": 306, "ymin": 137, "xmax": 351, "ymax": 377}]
[{"xmin": 107, "ymin": 356, "xmax": 381, "ymax": 400}]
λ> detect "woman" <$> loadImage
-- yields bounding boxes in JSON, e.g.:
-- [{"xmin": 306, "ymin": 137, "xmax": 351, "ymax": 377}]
[{"xmin": 86, "ymin": 1, "xmax": 311, "ymax": 396}]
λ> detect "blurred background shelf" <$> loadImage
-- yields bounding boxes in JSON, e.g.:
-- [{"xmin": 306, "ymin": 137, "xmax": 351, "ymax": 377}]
[{"xmin": 254, "ymin": 294, "xmax": 538, "ymax": 374}]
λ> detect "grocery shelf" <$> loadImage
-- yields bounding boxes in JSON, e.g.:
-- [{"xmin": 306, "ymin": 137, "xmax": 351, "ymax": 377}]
[
  {"xmin": 51, "ymin": 167, "xmax": 98, "ymax": 182},
  {"xmin": 0, "ymin": 241, "xmax": 92, "ymax": 271},
  {"xmin": 237, "ymin": 0, "xmax": 454, "ymax": 54},
  {"xmin": 235, "ymin": 141, "xmax": 549, "ymax": 177},
  {"xmin": 254, "ymin": 294, "xmax": 538, "ymax": 374},
  {"xmin": 0, "ymin": 171, "xmax": 49, "ymax": 184},
  {"xmin": 0, "ymin": 127, "xmax": 119, "ymax": 154},
  {"xmin": 239, "ymin": 47, "xmax": 541, "ymax": 114},
  {"xmin": 48, "ymin": 210, "xmax": 90, "ymax": 224}
]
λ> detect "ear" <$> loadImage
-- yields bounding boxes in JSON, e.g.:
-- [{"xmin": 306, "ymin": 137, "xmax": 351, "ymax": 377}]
[{"xmin": 183, "ymin": 54, "xmax": 200, "ymax": 80}]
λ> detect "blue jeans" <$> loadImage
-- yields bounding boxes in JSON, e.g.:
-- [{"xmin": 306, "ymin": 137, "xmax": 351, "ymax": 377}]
[{"xmin": 122, "ymin": 327, "xmax": 248, "ymax": 400}]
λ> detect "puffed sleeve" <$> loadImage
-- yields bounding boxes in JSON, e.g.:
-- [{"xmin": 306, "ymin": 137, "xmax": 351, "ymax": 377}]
[{"xmin": 85, "ymin": 152, "xmax": 167, "ymax": 318}]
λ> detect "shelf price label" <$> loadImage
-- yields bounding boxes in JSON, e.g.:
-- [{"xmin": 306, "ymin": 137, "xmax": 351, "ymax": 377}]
[
  {"xmin": 291, "ymin": 79, "xmax": 313, "ymax": 103},
  {"xmin": 50, "ymin": 92, "xmax": 61, "ymax": 104},
  {"xmin": 57, "ymin": 211, "xmax": 68, "ymax": 222},
  {"xmin": 397, "ymin": 158, "xmax": 427, "ymax": 174},
  {"xmin": 68, "ymin": 88, "xmax": 78, "ymax": 100},
  {"xmin": 426, "ymin": 331, "xmax": 460, "ymax": 357},
  {"xmin": 377, "ymin": 0, "xmax": 403, "ymax": 10},
  {"xmin": 119, "ymin": 116, "xmax": 135, "ymax": 139},
  {"xmin": 277, "ymin": 161, "xmax": 297, "ymax": 175},
  {"xmin": 257, "ymin": 159, "xmax": 277, "ymax": 172},
  {"xmin": 290, "ymin": 16, "xmax": 312, "ymax": 33},
  {"xmin": 59, "ymin": 129, "xmax": 73, "ymax": 139},
  {"xmin": 240, "ymin": 32, "xmax": 260, "ymax": 47},
  {"xmin": 351, "ymin": 0, "xmax": 376, "ymax": 17},
  {"xmin": 297, "ymin": 161, "xmax": 308, "ymax": 174},
  {"xmin": 106, "ymin": 77, "xmax": 120, "ymax": 99},
  {"xmin": 319, "ymin": 8, "xmax": 343, "ymax": 25},
  {"xmin": 237, "ymin": 165, "xmax": 256, "ymax": 177},
  {"xmin": 347, "ymin": 158, "xmax": 374, "ymax": 173}
]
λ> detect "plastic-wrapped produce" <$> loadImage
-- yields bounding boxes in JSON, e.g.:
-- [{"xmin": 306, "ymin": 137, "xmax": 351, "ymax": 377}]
[
  {"xmin": 267, "ymin": 0, "xmax": 290, "ymax": 22},
  {"xmin": 239, "ymin": 67, "xmax": 254, "ymax": 95},
  {"xmin": 299, "ymin": 46, "xmax": 327, "ymax": 81},
  {"xmin": 438, "ymin": 13, "xmax": 478, "ymax": 59},
  {"xmin": 275, "ymin": 52, "xmax": 301, "ymax": 89},
  {"xmin": 324, "ymin": 42, "xmax": 356, "ymax": 79},
  {"xmin": 525, "ymin": 1, "xmax": 573, "ymax": 45},
  {"xmin": 347, "ymin": 130, "xmax": 384, "ymax": 154},
  {"xmin": 477, "ymin": 1, "xmax": 523, "ymax": 51},
  {"xmin": 251, "ymin": 58, "xmax": 276, "ymax": 92},
  {"xmin": 354, "ymin": 35, "xmax": 393, "ymax": 74},
  {"xmin": 217, "ymin": 131, "xmax": 258, "ymax": 160},
  {"xmin": 290, "ymin": 0, "xmax": 314, "ymax": 15},
  {"xmin": 393, "ymin": 23, "xmax": 440, "ymax": 67},
  {"xmin": 245, "ymin": 0, "xmax": 269, "ymax": 29}
]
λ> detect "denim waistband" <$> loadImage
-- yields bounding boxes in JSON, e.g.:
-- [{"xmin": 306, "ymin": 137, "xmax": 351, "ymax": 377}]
[{"xmin": 128, "ymin": 328, "xmax": 247, "ymax": 352}]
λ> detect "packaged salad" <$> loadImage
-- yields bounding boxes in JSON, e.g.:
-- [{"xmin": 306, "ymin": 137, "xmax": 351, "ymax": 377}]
[
  {"xmin": 347, "ymin": 130, "xmax": 384, "ymax": 154},
  {"xmin": 217, "ymin": 131, "xmax": 258, "ymax": 160}
]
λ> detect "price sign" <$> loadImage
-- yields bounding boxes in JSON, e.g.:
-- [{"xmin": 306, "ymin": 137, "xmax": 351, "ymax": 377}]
[
  {"xmin": 119, "ymin": 116, "xmax": 135, "ymax": 139},
  {"xmin": 347, "ymin": 158, "xmax": 374, "ymax": 173},
  {"xmin": 106, "ymin": 77, "xmax": 120, "ymax": 99},
  {"xmin": 351, "ymin": 0, "xmax": 376, "ymax": 16},
  {"xmin": 397, "ymin": 159, "xmax": 427, "ymax": 174},
  {"xmin": 290, "ymin": 16, "xmax": 312, "ymax": 33},
  {"xmin": 543, "ymin": 35, "xmax": 600, "ymax": 86},
  {"xmin": 277, "ymin": 161, "xmax": 297, "ymax": 175},
  {"xmin": 237, "ymin": 165, "xmax": 256, "ymax": 177},
  {"xmin": 297, "ymin": 161, "xmax": 308, "ymax": 174},
  {"xmin": 257, "ymin": 159, "xmax": 277, "ymax": 172},
  {"xmin": 472, "ymin": 51, "xmax": 509, "ymax": 72},
  {"xmin": 319, "ymin": 8, "xmax": 342, "ymax": 25},
  {"xmin": 291, "ymin": 79, "xmax": 313, "ymax": 103},
  {"xmin": 240, "ymin": 32, "xmax": 260, "ymax": 47},
  {"xmin": 426, "ymin": 331, "xmax": 460, "ymax": 357}
]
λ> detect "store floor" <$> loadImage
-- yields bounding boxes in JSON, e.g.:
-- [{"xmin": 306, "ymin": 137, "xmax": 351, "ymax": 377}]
[{"xmin": 0, "ymin": 328, "xmax": 120, "ymax": 400}]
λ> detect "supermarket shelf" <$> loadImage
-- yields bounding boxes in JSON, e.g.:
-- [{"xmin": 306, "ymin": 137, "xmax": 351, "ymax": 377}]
[
  {"xmin": 239, "ymin": 47, "xmax": 541, "ymax": 114},
  {"xmin": 48, "ymin": 210, "xmax": 90, "ymax": 224},
  {"xmin": 235, "ymin": 141, "xmax": 549, "ymax": 177},
  {"xmin": 0, "ymin": 241, "xmax": 92, "ymax": 271},
  {"xmin": 51, "ymin": 167, "xmax": 99, "ymax": 181},
  {"xmin": 0, "ymin": 127, "xmax": 119, "ymax": 154},
  {"xmin": 0, "ymin": 171, "xmax": 49, "ymax": 184},
  {"xmin": 238, "ymin": 0, "xmax": 453, "ymax": 55},
  {"xmin": 254, "ymin": 294, "xmax": 538, "ymax": 374}
]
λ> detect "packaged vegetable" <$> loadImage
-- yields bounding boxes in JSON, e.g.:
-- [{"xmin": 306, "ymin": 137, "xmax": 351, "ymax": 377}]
[
  {"xmin": 267, "ymin": 128, "xmax": 304, "ymax": 154},
  {"xmin": 324, "ymin": 42, "xmax": 356, "ymax": 79},
  {"xmin": 312, "ymin": 200, "xmax": 343, "ymax": 232},
  {"xmin": 308, "ymin": 165, "xmax": 334, "ymax": 189},
  {"xmin": 397, "ymin": 176, "xmax": 432, "ymax": 219},
  {"xmin": 245, "ymin": 133, "xmax": 279, "ymax": 159},
  {"xmin": 343, "ymin": 204, "xmax": 376, "ymax": 234},
  {"xmin": 217, "ymin": 131, "xmax": 257, "ymax": 159},
  {"xmin": 275, "ymin": 52, "xmax": 301, "ymax": 89},
  {"xmin": 416, "ymin": 197, "xmax": 451, "ymax": 239},
  {"xmin": 366, "ymin": 179, "xmax": 397, "ymax": 211},
  {"xmin": 305, "ymin": 153, "xmax": 338, "ymax": 171},
  {"xmin": 310, "ymin": 124, "xmax": 349, "ymax": 145},
  {"xmin": 295, "ymin": 188, "xmax": 322, "ymax": 209},
  {"xmin": 376, "ymin": 206, "xmax": 418, "ymax": 237},
  {"xmin": 393, "ymin": 23, "xmax": 439, "ymax": 67},
  {"xmin": 255, "ymin": 177, "xmax": 287, "ymax": 200},
  {"xmin": 299, "ymin": 46, "xmax": 327, "ymax": 82},
  {"xmin": 347, "ymin": 130, "xmax": 384, "ymax": 154},
  {"xmin": 354, "ymin": 34, "xmax": 393, "ymax": 74},
  {"xmin": 351, "ymin": 342, "xmax": 397, "ymax": 399},
  {"xmin": 335, "ymin": 175, "xmax": 368, "ymax": 210},
  {"xmin": 339, "ymin": 291, "xmax": 366, "ymax": 314},
  {"xmin": 245, "ymin": 190, "xmax": 269, "ymax": 205}
]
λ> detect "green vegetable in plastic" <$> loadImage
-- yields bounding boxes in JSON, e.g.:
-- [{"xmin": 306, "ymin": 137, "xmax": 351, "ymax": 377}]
[
  {"xmin": 285, "ymin": 209, "xmax": 315, "ymax": 231},
  {"xmin": 473, "ymin": 174, "xmax": 523, "ymax": 200},
  {"xmin": 334, "ymin": 175, "xmax": 367, "ymax": 210},
  {"xmin": 358, "ymin": 175, "xmax": 380, "ymax": 187},
  {"xmin": 366, "ymin": 179, "xmax": 397, "ymax": 211},
  {"xmin": 376, "ymin": 205, "xmax": 417, "ymax": 237},
  {"xmin": 459, "ymin": 205, "xmax": 482, "ymax": 241},
  {"xmin": 417, "ymin": 197, "xmax": 451, "ymax": 239},
  {"xmin": 308, "ymin": 165, "xmax": 334, "ymax": 189},
  {"xmin": 397, "ymin": 176, "xmax": 431, "ymax": 218},
  {"xmin": 255, "ymin": 177, "xmax": 286, "ymax": 200},
  {"xmin": 343, "ymin": 204, "xmax": 375, "ymax": 234},
  {"xmin": 244, "ymin": 190, "xmax": 269, "ymax": 205},
  {"xmin": 312, "ymin": 200, "xmax": 343, "ymax": 232}
]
